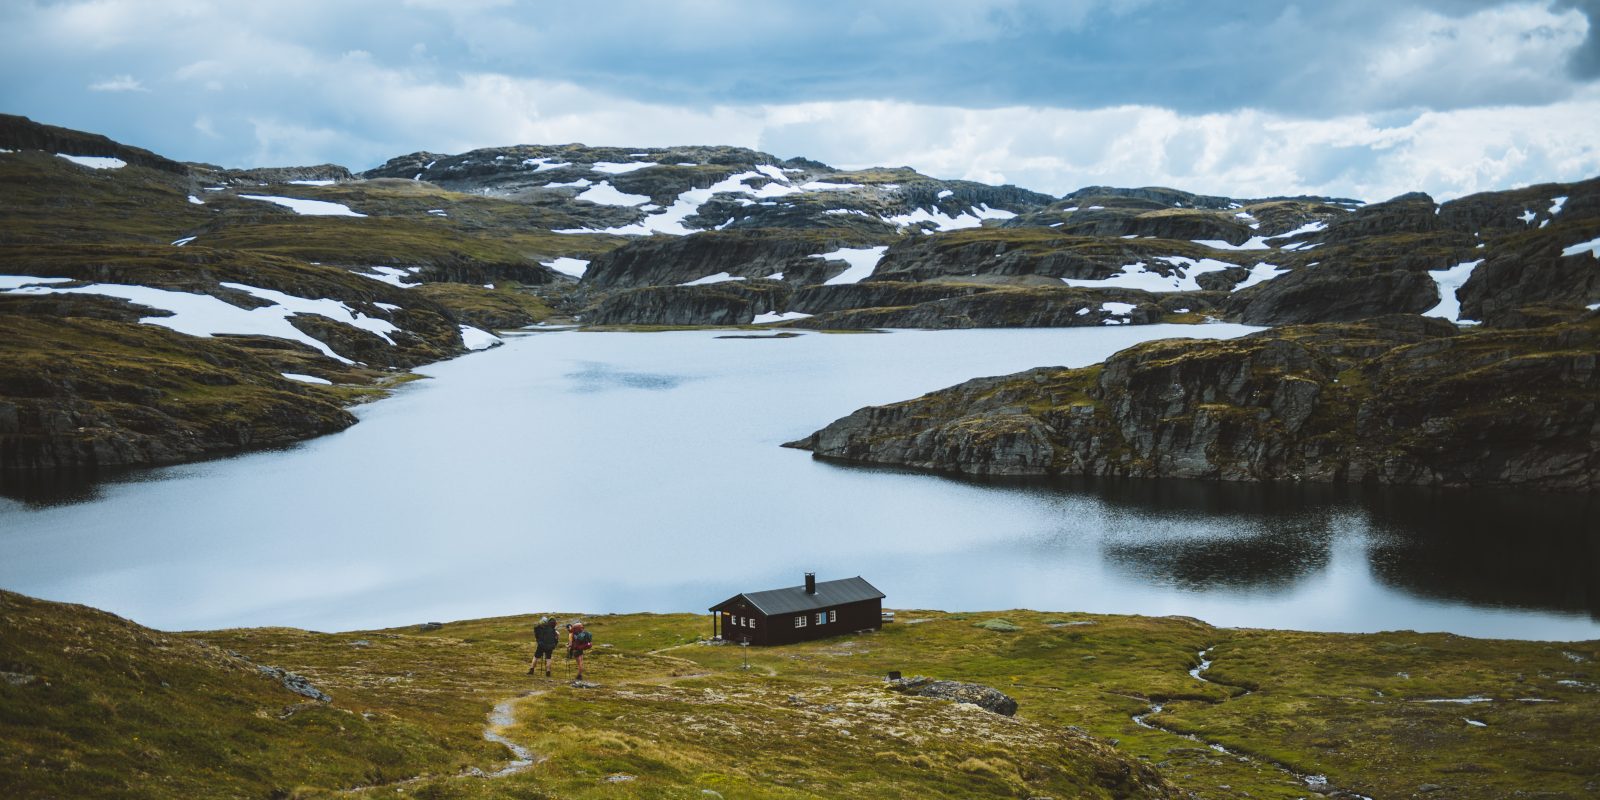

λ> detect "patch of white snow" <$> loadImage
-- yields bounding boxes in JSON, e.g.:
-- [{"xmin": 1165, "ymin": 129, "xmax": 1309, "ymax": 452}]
[
  {"xmin": 818, "ymin": 246, "xmax": 890, "ymax": 285},
  {"xmin": 751, "ymin": 311, "xmax": 813, "ymax": 324},
  {"xmin": 459, "ymin": 325, "xmax": 502, "ymax": 350},
  {"xmin": 576, "ymin": 182, "xmax": 651, "ymax": 206},
  {"xmin": 679, "ymin": 272, "xmax": 746, "ymax": 287},
  {"xmin": 590, "ymin": 161, "xmax": 657, "ymax": 174},
  {"xmin": 56, "ymin": 154, "xmax": 126, "ymax": 169},
  {"xmin": 540, "ymin": 257, "xmax": 590, "ymax": 278},
  {"xmin": 1231, "ymin": 262, "xmax": 1289, "ymax": 292},
  {"xmin": 1423, "ymin": 260, "xmax": 1484, "ymax": 323},
  {"xmin": 238, "ymin": 195, "xmax": 366, "ymax": 217},
  {"xmin": 287, "ymin": 179, "xmax": 335, "ymax": 186},
  {"xmin": 1550, "ymin": 196, "xmax": 1568, "ymax": 215},
  {"xmin": 281, "ymin": 372, "xmax": 332, "ymax": 385},
  {"xmin": 1560, "ymin": 236, "xmax": 1600, "ymax": 258}
]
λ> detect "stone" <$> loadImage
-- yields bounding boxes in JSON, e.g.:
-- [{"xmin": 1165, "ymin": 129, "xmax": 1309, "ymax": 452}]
[{"xmin": 886, "ymin": 676, "xmax": 1019, "ymax": 716}]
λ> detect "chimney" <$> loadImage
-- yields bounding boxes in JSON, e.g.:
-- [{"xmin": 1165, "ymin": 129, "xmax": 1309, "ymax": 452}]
[{"xmin": 804, "ymin": 572, "xmax": 816, "ymax": 594}]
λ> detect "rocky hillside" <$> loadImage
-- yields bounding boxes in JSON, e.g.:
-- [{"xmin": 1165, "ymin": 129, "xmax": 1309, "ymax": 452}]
[
  {"xmin": 4, "ymin": 589, "xmax": 1595, "ymax": 799},
  {"xmin": 5, "ymin": 111, "xmax": 1599, "ymax": 478},
  {"xmin": 788, "ymin": 314, "xmax": 1600, "ymax": 491}
]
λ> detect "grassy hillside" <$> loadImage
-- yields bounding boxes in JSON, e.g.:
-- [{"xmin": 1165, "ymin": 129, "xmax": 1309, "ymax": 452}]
[{"xmin": 4, "ymin": 590, "xmax": 1595, "ymax": 798}]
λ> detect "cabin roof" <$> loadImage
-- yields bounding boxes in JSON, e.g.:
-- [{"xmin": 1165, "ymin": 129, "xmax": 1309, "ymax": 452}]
[{"xmin": 710, "ymin": 576, "xmax": 884, "ymax": 616}]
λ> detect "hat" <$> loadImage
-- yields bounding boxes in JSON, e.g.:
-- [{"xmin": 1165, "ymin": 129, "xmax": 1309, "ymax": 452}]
[{"xmin": 538, "ymin": 616, "xmax": 551, "ymax": 625}]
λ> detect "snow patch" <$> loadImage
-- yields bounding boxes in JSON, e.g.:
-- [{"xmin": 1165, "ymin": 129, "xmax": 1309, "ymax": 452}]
[
  {"xmin": 1519, "ymin": 209, "xmax": 1537, "ymax": 224},
  {"xmin": 937, "ymin": 189, "xmax": 954, "ymax": 199},
  {"xmin": 459, "ymin": 325, "xmax": 502, "ymax": 351},
  {"xmin": 239, "ymin": 195, "xmax": 366, "ymax": 217},
  {"xmin": 522, "ymin": 157, "xmax": 569, "ymax": 172},
  {"xmin": 679, "ymin": 272, "xmax": 745, "ymax": 286},
  {"xmin": 818, "ymin": 246, "xmax": 890, "ymax": 285},
  {"xmin": 1062, "ymin": 257, "xmax": 1234, "ymax": 293},
  {"xmin": 287, "ymin": 179, "xmax": 335, "ymax": 186},
  {"xmin": 1101, "ymin": 302, "xmax": 1136, "ymax": 316},
  {"xmin": 281, "ymin": 372, "xmax": 332, "ymax": 385},
  {"xmin": 546, "ymin": 178, "xmax": 593, "ymax": 188},
  {"xmin": 0, "ymin": 275, "xmax": 72, "ymax": 290},
  {"xmin": 1423, "ymin": 260, "xmax": 1484, "ymax": 324},
  {"xmin": 884, "ymin": 204, "xmax": 1016, "ymax": 232},
  {"xmin": 751, "ymin": 311, "xmax": 812, "ymax": 324},
  {"xmin": 1550, "ymin": 196, "xmax": 1568, "ymax": 215},
  {"xmin": 374, "ymin": 302, "xmax": 401, "ymax": 312},
  {"xmin": 357, "ymin": 266, "xmax": 422, "ymax": 288},
  {"xmin": 171, "ymin": 236, "xmax": 198, "ymax": 247},
  {"xmin": 1560, "ymin": 236, "xmax": 1600, "ymax": 258},
  {"xmin": 188, "ymin": 195, "xmax": 204, "ymax": 205},
  {"xmin": 57, "ymin": 154, "xmax": 126, "ymax": 169},
  {"xmin": 540, "ymin": 257, "xmax": 590, "ymax": 278},
  {"xmin": 576, "ymin": 182, "xmax": 651, "ymax": 206},
  {"xmin": 1194, "ymin": 237, "xmax": 1271, "ymax": 251},
  {"xmin": 590, "ymin": 161, "xmax": 657, "ymax": 174},
  {"xmin": 0, "ymin": 281, "xmax": 403, "ymax": 363},
  {"xmin": 800, "ymin": 181, "xmax": 863, "ymax": 191},
  {"xmin": 1231, "ymin": 262, "xmax": 1290, "ymax": 292}
]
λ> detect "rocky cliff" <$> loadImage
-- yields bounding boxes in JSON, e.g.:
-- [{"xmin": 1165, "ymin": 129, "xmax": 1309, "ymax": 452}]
[{"xmin": 788, "ymin": 314, "xmax": 1600, "ymax": 491}]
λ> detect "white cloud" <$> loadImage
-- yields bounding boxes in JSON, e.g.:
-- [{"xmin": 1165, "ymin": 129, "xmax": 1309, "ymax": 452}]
[{"xmin": 87, "ymin": 73, "xmax": 146, "ymax": 92}]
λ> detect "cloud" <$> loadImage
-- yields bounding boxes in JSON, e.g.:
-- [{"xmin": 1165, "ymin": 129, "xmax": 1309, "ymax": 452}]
[
  {"xmin": 87, "ymin": 74, "xmax": 146, "ymax": 92},
  {"xmin": 2, "ymin": 0, "xmax": 1598, "ymax": 201}
]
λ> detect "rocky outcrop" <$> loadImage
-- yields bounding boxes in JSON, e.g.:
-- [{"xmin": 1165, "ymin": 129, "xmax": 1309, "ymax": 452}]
[
  {"xmin": 0, "ymin": 113, "xmax": 188, "ymax": 174},
  {"xmin": 0, "ymin": 314, "xmax": 360, "ymax": 472},
  {"xmin": 583, "ymin": 229, "xmax": 875, "ymax": 288},
  {"xmin": 787, "ymin": 315, "xmax": 1600, "ymax": 491},
  {"xmin": 886, "ymin": 676, "xmax": 1019, "ymax": 716},
  {"xmin": 787, "ymin": 287, "xmax": 1191, "ymax": 330},
  {"xmin": 584, "ymin": 280, "xmax": 792, "ymax": 326}
]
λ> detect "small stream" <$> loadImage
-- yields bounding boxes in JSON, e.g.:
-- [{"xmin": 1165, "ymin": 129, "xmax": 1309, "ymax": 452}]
[
  {"xmin": 1131, "ymin": 647, "xmax": 1374, "ymax": 800},
  {"xmin": 481, "ymin": 694, "xmax": 542, "ymax": 777}
]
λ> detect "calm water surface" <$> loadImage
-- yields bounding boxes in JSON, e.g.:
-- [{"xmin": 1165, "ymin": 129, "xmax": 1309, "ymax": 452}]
[{"xmin": 2, "ymin": 325, "xmax": 1596, "ymax": 639}]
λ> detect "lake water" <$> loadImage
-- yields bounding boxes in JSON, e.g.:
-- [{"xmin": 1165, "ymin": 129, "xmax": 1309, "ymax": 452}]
[{"xmin": 2, "ymin": 325, "xmax": 1596, "ymax": 640}]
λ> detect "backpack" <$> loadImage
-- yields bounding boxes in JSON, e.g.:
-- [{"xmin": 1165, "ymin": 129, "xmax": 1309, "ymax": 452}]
[{"xmin": 573, "ymin": 629, "xmax": 593, "ymax": 651}]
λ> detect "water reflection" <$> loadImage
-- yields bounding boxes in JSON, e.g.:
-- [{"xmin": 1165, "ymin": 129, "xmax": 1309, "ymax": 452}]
[
  {"xmin": 565, "ymin": 362, "xmax": 691, "ymax": 392},
  {"xmin": 1360, "ymin": 487, "xmax": 1600, "ymax": 620},
  {"xmin": 964, "ymin": 475, "xmax": 1600, "ymax": 621}
]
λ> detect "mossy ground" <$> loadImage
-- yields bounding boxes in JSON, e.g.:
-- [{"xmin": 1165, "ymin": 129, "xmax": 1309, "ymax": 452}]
[{"xmin": 6, "ymin": 589, "xmax": 1594, "ymax": 799}]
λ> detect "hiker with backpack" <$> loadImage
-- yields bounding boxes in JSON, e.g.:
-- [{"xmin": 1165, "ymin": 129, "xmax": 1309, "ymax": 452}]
[
  {"xmin": 529, "ymin": 616, "xmax": 559, "ymax": 677},
  {"xmin": 566, "ymin": 621, "xmax": 593, "ymax": 682}
]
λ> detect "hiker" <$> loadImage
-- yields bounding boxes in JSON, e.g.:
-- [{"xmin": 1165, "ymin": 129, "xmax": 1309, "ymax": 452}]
[
  {"xmin": 529, "ymin": 616, "xmax": 559, "ymax": 677},
  {"xmin": 566, "ymin": 621, "xmax": 593, "ymax": 682}
]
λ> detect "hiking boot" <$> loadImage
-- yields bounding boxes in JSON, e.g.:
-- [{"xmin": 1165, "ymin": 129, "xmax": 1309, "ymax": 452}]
[{"xmin": 545, "ymin": 669, "xmax": 552, "ymax": 677}]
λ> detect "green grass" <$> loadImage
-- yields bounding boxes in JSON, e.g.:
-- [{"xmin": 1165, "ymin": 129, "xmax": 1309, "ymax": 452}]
[{"xmin": 6, "ymin": 590, "xmax": 1595, "ymax": 799}]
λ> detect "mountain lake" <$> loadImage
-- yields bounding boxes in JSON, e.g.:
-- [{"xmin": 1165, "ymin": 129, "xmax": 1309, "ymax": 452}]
[{"xmin": 1, "ymin": 324, "xmax": 1596, "ymax": 639}]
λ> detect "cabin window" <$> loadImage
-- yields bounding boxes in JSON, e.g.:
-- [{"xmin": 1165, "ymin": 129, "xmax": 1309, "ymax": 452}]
[
  {"xmin": 829, "ymin": 609, "xmax": 837, "ymax": 623},
  {"xmin": 749, "ymin": 617, "xmax": 757, "ymax": 629},
  {"xmin": 795, "ymin": 615, "xmax": 807, "ymax": 628},
  {"xmin": 816, "ymin": 612, "xmax": 827, "ymax": 625}
]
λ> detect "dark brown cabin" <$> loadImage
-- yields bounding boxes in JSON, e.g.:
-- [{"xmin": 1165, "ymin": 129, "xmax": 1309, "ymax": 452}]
[{"xmin": 709, "ymin": 573, "xmax": 885, "ymax": 646}]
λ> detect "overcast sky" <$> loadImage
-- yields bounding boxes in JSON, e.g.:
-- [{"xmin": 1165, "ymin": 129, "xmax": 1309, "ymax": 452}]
[{"xmin": 3, "ymin": 0, "xmax": 1598, "ymax": 201}]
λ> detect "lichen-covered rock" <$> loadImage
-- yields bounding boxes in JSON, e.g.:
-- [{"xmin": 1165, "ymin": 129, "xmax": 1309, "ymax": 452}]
[
  {"xmin": 584, "ymin": 280, "xmax": 792, "ymax": 326},
  {"xmin": 789, "ymin": 314, "xmax": 1600, "ymax": 491},
  {"xmin": 886, "ymin": 676, "xmax": 1019, "ymax": 716}
]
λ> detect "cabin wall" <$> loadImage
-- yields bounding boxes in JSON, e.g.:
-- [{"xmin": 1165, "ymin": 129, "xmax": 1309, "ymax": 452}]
[
  {"xmin": 762, "ymin": 598, "xmax": 882, "ymax": 646},
  {"xmin": 717, "ymin": 600, "xmax": 768, "ymax": 646}
]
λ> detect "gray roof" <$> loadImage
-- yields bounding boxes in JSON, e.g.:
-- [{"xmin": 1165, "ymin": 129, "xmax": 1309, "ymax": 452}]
[{"xmin": 711, "ymin": 576, "xmax": 884, "ymax": 616}]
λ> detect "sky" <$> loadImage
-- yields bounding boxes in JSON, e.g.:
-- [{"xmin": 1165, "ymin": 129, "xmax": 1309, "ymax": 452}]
[{"xmin": 2, "ymin": 0, "xmax": 1598, "ymax": 201}]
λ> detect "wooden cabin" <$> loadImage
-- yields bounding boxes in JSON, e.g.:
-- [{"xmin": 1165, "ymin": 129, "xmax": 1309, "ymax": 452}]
[{"xmin": 709, "ymin": 573, "xmax": 885, "ymax": 646}]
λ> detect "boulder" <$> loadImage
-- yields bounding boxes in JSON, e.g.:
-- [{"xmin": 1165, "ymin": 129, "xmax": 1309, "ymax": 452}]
[{"xmin": 886, "ymin": 676, "xmax": 1019, "ymax": 716}]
